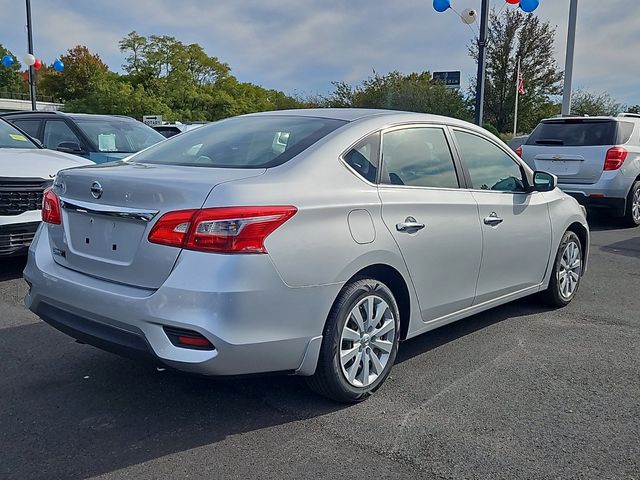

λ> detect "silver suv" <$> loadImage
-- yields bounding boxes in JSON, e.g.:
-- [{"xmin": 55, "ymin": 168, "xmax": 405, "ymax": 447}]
[{"xmin": 520, "ymin": 114, "xmax": 640, "ymax": 226}]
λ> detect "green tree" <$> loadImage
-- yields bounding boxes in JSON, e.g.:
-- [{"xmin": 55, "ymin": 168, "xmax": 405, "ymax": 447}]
[
  {"xmin": 0, "ymin": 45, "xmax": 24, "ymax": 94},
  {"xmin": 570, "ymin": 90, "xmax": 623, "ymax": 117},
  {"xmin": 325, "ymin": 71, "xmax": 472, "ymax": 120},
  {"xmin": 39, "ymin": 45, "xmax": 109, "ymax": 101},
  {"xmin": 470, "ymin": 8, "xmax": 563, "ymax": 133}
]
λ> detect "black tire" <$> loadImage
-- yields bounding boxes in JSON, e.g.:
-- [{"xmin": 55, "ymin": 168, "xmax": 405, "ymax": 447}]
[
  {"xmin": 542, "ymin": 230, "xmax": 583, "ymax": 308},
  {"xmin": 621, "ymin": 181, "xmax": 640, "ymax": 228},
  {"xmin": 306, "ymin": 278, "xmax": 400, "ymax": 403}
]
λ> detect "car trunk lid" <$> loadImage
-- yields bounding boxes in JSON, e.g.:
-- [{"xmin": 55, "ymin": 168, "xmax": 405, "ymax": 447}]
[{"xmin": 48, "ymin": 162, "xmax": 264, "ymax": 289}]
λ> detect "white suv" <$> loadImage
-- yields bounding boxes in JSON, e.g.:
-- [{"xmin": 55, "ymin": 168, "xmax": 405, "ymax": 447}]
[
  {"xmin": 520, "ymin": 114, "xmax": 640, "ymax": 226},
  {"xmin": 0, "ymin": 118, "xmax": 91, "ymax": 256}
]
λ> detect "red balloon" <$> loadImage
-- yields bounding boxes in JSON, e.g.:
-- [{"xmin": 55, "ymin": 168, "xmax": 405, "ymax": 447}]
[
  {"xmin": 506, "ymin": 0, "xmax": 520, "ymax": 4},
  {"xmin": 33, "ymin": 58, "xmax": 42, "ymax": 70}
]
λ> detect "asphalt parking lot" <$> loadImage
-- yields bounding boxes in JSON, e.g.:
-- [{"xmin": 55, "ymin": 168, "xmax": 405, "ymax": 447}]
[{"xmin": 1, "ymin": 216, "xmax": 638, "ymax": 480}]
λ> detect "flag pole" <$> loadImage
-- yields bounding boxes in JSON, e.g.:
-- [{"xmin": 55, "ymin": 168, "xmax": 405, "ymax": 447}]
[{"xmin": 513, "ymin": 57, "xmax": 520, "ymax": 137}]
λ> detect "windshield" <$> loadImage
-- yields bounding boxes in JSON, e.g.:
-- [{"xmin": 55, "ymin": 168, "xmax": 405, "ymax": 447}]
[
  {"xmin": 75, "ymin": 118, "xmax": 165, "ymax": 153},
  {"xmin": 0, "ymin": 119, "xmax": 38, "ymax": 149},
  {"xmin": 130, "ymin": 115, "xmax": 347, "ymax": 168}
]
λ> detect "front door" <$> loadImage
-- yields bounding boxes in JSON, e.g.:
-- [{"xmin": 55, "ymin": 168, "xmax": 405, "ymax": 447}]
[
  {"xmin": 378, "ymin": 125, "xmax": 483, "ymax": 322},
  {"xmin": 452, "ymin": 129, "xmax": 552, "ymax": 304}
]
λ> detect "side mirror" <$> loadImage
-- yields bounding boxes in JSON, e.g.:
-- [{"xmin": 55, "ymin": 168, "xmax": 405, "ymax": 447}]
[
  {"xmin": 56, "ymin": 141, "xmax": 84, "ymax": 154},
  {"xmin": 532, "ymin": 171, "xmax": 557, "ymax": 192}
]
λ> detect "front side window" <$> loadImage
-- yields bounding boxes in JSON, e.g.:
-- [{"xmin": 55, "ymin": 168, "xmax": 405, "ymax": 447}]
[
  {"xmin": 454, "ymin": 130, "xmax": 525, "ymax": 192},
  {"xmin": 131, "ymin": 115, "xmax": 346, "ymax": 168},
  {"xmin": 343, "ymin": 133, "xmax": 379, "ymax": 183},
  {"xmin": 75, "ymin": 119, "xmax": 164, "ymax": 153},
  {"xmin": 43, "ymin": 121, "xmax": 81, "ymax": 150},
  {"xmin": 0, "ymin": 119, "xmax": 38, "ymax": 149},
  {"xmin": 381, "ymin": 127, "xmax": 459, "ymax": 188}
]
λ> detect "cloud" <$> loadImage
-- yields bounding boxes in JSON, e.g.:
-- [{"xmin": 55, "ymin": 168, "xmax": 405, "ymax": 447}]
[{"xmin": 0, "ymin": 0, "xmax": 637, "ymax": 105}]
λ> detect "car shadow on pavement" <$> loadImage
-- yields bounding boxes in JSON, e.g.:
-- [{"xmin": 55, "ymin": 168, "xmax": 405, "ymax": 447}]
[
  {"xmin": 0, "ymin": 256, "xmax": 27, "ymax": 281},
  {"xmin": 0, "ymin": 293, "xmax": 554, "ymax": 480}
]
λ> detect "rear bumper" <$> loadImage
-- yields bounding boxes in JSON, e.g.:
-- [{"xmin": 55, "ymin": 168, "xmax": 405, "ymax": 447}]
[
  {"xmin": 563, "ymin": 192, "xmax": 626, "ymax": 216},
  {"xmin": 24, "ymin": 226, "xmax": 340, "ymax": 376}
]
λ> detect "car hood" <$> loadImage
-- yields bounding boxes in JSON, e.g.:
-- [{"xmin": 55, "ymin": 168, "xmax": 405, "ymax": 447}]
[{"xmin": 0, "ymin": 148, "xmax": 93, "ymax": 178}]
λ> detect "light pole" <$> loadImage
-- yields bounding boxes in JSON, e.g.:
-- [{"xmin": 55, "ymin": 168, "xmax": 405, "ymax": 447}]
[
  {"xmin": 25, "ymin": 0, "xmax": 36, "ymax": 111},
  {"xmin": 561, "ymin": 0, "xmax": 578, "ymax": 116},
  {"xmin": 474, "ymin": 0, "xmax": 489, "ymax": 126}
]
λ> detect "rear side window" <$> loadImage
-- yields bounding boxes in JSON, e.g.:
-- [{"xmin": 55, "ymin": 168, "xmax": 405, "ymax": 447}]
[
  {"xmin": 527, "ymin": 120, "xmax": 617, "ymax": 146},
  {"xmin": 132, "ymin": 116, "xmax": 346, "ymax": 168},
  {"xmin": 380, "ymin": 127, "xmax": 459, "ymax": 188},
  {"xmin": 343, "ymin": 133, "xmax": 379, "ymax": 183}
]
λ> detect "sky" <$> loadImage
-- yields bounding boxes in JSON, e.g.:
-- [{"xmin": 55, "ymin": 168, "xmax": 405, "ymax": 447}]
[{"xmin": 0, "ymin": 0, "xmax": 638, "ymax": 105}]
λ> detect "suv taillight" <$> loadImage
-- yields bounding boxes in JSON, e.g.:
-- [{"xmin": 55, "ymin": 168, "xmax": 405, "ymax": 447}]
[
  {"xmin": 604, "ymin": 147, "xmax": 627, "ymax": 171},
  {"xmin": 515, "ymin": 146, "xmax": 523, "ymax": 158},
  {"xmin": 148, "ymin": 206, "xmax": 297, "ymax": 253},
  {"xmin": 42, "ymin": 187, "xmax": 61, "ymax": 224}
]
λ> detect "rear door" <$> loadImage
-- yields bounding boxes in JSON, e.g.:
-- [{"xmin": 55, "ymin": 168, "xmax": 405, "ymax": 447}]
[
  {"xmin": 452, "ymin": 129, "xmax": 552, "ymax": 304},
  {"xmin": 522, "ymin": 119, "xmax": 631, "ymax": 185},
  {"xmin": 378, "ymin": 125, "xmax": 482, "ymax": 321}
]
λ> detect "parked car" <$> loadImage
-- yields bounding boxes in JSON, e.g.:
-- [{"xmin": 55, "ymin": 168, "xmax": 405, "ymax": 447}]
[
  {"xmin": 0, "ymin": 118, "xmax": 91, "ymax": 256},
  {"xmin": 507, "ymin": 135, "xmax": 529, "ymax": 152},
  {"xmin": 24, "ymin": 109, "xmax": 589, "ymax": 402},
  {"xmin": 0, "ymin": 111, "xmax": 165, "ymax": 164},
  {"xmin": 519, "ymin": 113, "xmax": 640, "ymax": 226},
  {"xmin": 152, "ymin": 122, "xmax": 207, "ymax": 138}
]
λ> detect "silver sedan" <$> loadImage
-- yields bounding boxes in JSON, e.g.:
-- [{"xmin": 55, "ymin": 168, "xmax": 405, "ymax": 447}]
[{"xmin": 24, "ymin": 109, "xmax": 589, "ymax": 402}]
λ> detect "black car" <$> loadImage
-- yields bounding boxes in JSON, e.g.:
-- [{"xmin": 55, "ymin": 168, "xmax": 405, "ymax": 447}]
[{"xmin": 0, "ymin": 111, "xmax": 165, "ymax": 163}]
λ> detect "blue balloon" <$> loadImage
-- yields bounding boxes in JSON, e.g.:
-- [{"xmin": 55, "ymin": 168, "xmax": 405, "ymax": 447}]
[
  {"xmin": 520, "ymin": 0, "xmax": 539, "ymax": 13},
  {"xmin": 1, "ymin": 55, "xmax": 14, "ymax": 68},
  {"xmin": 433, "ymin": 0, "xmax": 451, "ymax": 13},
  {"xmin": 53, "ymin": 59, "xmax": 64, "ymax": 72}
]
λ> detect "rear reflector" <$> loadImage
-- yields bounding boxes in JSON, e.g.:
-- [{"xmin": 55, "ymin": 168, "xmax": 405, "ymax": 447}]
[
  {"xmin": 42, "ymin": 187, "xmax": 61, "ymax": 224},
  {"xmin": 148, "ymin": 206, "xmax": 297, "ymax": 254},
  {"xmin": 604, "ymin": 147, "xmax": 627, "ymax": 171},
  {"xmin": 163, "ymin": 326, "xmax": 214, "ymax": 350}
]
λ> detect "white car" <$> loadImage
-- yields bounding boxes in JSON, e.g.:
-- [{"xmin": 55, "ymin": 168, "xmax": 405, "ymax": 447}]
[{"xmin": 0, "ymin": 118, "xmax": 91, "ymax": 256}]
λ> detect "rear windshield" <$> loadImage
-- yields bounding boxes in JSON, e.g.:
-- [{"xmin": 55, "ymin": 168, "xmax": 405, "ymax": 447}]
[
  {"xmin": 130, "ymin": 115, "xmax": 347, "ymax": 168},
  {"xmin": 526, "ymin": 120, "xmax": 624, "ymax": 147}
]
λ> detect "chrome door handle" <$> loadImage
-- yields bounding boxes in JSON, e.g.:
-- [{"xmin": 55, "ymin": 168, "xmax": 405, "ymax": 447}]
[
  {"xmin": 396, "ymin": 217, "xmax": 426, "ymax": 233},
  {"xmin": 483, "ymin": 212, "xmax": 504, "ymax": 226}
]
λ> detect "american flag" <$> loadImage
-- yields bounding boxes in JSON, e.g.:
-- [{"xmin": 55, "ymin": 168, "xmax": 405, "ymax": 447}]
[{"xmin": 517, "ymin": 68, "xmax": 525, "ymax": 95}]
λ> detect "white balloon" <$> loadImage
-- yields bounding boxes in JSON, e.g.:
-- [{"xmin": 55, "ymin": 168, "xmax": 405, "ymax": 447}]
[
  {"xmin": 461, "ymin": 8, "xmax": 477, "ymax": 24},
  {"xmin": 23, "ymin": 53, "xmax": 36, "ymax": 66}
]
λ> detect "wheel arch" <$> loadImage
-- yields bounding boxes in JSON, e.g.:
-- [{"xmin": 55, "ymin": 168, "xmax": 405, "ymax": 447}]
[{"xmin": 345, "ymin": 263, "xmax": 412, "ymax": 341}]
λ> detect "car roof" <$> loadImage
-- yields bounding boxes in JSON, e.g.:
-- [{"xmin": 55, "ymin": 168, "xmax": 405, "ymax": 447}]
[
  {"xmin": 246, "ymin": 108, "xmax": 480, "ymax": 128},
  {"xmin": 0, "ymin": 111, "xmax": 136, "ymax": 121}
]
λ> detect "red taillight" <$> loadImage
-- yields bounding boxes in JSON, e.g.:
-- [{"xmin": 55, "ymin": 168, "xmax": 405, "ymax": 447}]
[
  {"xmin": 148, "ymin": 206, "xmax": 297, "ymax": 254},
  {"xmin": 515, "ymin": 146, "xmax": 523, "ymax": 158},
  {"xmin": 604, "ymin": 147, "xmax": 627, "ymax": 171},
  {"xmin": 42, "ymin": 187, "xmax": 61, "ymax": 224}
]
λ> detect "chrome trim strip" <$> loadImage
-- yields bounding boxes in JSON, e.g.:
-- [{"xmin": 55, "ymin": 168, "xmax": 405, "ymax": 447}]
[{"xmin": 59, "ymin": 197, "xmax": 159, "ymax": 222}]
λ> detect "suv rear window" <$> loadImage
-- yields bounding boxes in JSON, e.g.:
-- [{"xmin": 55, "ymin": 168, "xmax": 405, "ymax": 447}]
[
  {"xmin": 527, "ymin": 120, "xmax": 623, "ymax": 147},
  {"xmin": 527, "ymin": 119, "xmax": 633, "ymax": 147},
  {"xmin": 132, "ymin": 115, "xmax": 346, "ymax": 168}
]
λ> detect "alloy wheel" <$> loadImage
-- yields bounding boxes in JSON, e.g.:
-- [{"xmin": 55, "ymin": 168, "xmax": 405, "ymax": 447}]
[
  {"xmin": 339, "ymin": 295, "xmax": 396, "ymax": 388},
  {"xmin": 632, "ymin": 188, "xmax": 640, "ymax": 223},
  {"xmin": 557, "ymin": 240, "xmax": 581, "ymax": 299}
]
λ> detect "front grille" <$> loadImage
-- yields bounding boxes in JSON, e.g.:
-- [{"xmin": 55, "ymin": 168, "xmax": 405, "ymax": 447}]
[
  {"xmin": 0, "ymin": 222, "xmax": 39, "ymax": 255},
  {"xmin": 0, "ymin": 177, "xmax": 52, "ymax": 216}
]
